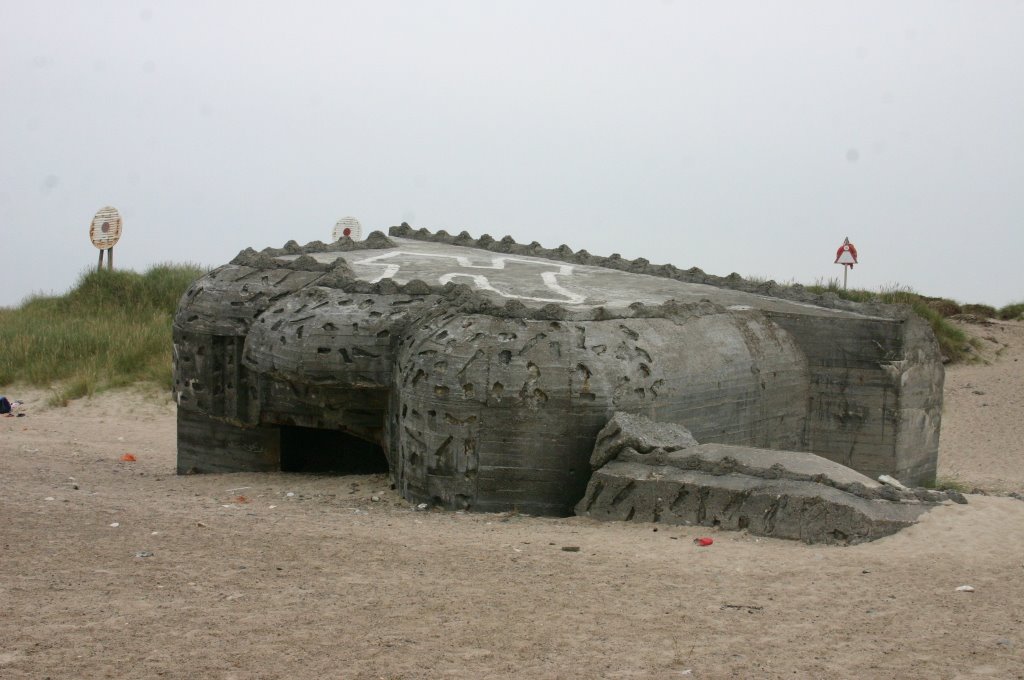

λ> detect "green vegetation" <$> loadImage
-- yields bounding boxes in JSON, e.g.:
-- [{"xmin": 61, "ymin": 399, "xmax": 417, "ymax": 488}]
[
  {"xmin": 805, "ymin": 280, "xmax": 1023, "ymax": 325},
  {"xmin": 998, "ymin": 302, "xmax": 1024, "ymax": 320},
  {"xmin": 0, "ymin": 264, "xmax": 205, "ymax": 404},
  {"xmin": 962, "ymin": 303, "xmax": 998, "ymax": 318},
  {"xmin": 925, "ymin": 476, "xmax": 972, "ymax": 494}
]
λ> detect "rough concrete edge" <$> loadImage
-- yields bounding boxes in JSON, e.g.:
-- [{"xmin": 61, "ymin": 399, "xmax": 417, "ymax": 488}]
[
  {"xmin": 197, "ymin": 257, "xmax": 738, "ymax": 323},
  {"xmin": 214, "ymin": 222, "xmax": 913, "ymax": 323},
  {"xmin": 253, "ymin": 230, "xmax": 398, "ymax": 258},
  {"xmin": 612, "ymin": 446, "xmax": 965, "ymax": 506},
  {"xmin": 386, "ymin": 223, "xmax": 910, "ymax": 320},
  {"xmin": 590, "ymin": 412, "xmax": 700, "ymax": 469}
]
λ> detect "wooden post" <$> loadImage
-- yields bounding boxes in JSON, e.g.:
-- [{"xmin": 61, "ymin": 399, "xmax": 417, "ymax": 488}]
[{"xmin": 98, "ymin": 250, "xmax": 104, "ymax": 272}]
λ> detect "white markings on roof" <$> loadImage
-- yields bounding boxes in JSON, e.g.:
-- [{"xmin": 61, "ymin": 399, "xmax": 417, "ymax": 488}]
[{"xmin": 352, "ymin": 251, "xmax": 586, "ymax": 304}]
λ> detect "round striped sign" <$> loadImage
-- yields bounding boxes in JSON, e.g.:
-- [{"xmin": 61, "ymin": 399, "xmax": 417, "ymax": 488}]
[
  {"xmin": 332, "ymin": 216, "xmax": 363, "ymax": 242},
  {"xmin": 89, "ymin": 206, "xmax": 123, "ymax": 249}
]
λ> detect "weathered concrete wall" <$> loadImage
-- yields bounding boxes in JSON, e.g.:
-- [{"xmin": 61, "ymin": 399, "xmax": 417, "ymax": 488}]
[
  {"xmin": 768, "ymin": 311, "xmax": 942, "ymax": 483},
  {"xmin": 178, "ymin": 410, "xmax": 280, "ymax": 474},
  {"xmin": 388, "ymin": 310, "xmax": 809, "ymax": 514},
  {"xmin": 173, "ymin": 226, "xmax": 945, "ymax": 515}
]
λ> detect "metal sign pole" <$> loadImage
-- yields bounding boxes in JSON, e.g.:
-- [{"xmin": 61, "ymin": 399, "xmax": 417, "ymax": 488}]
[{"xmin": 107, "ymin": 247, "xmax": 114, "ymax": 271}]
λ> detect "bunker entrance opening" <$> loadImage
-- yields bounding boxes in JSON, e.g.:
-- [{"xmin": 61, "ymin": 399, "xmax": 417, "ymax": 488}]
[{"xmin": 279, "ymin": 425, "xmax": 389, "ymax": 475}]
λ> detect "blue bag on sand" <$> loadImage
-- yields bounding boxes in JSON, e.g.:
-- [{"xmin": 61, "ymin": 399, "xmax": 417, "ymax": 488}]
[{"xmin": 0, "ymin": 397, "xmax": 10, "ymax": 414}]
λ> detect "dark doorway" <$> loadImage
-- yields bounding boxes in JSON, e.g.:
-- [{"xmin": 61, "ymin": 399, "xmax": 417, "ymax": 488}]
[{"xmin": 280, "ymin": 426, "xmax": 389, "ymax": 474}]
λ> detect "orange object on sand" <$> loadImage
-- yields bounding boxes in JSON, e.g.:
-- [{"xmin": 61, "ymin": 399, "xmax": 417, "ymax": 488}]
[
  {"xmin": 121, "ymin": 453, "xmax": 137, "ymax": 462},
  {"xmin": 235, "ymin": 495, "xmax": 249, "ymax": 504},
  {"xmin": 694, "ymin": 537, "xmax": 714, "ymax": 546}
]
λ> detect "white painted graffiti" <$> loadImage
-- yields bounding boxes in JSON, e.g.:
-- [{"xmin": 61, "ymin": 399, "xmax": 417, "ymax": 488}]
[{"xmin": 351, "ymin": 251, "xmax": 586, "ymax": 305}]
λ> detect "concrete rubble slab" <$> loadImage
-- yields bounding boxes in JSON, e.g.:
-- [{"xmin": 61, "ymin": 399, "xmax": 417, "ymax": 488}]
[{"xmin": 576, "ymin": 413, "xmax": 964, "ymax": 545}]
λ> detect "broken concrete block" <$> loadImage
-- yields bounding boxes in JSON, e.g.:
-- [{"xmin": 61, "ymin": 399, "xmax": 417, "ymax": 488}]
[
  {"xmin": 590, "ymin": 412, "xmax": 699, "ymax": 469},
  {"xmin": 576, "ymin": 413, "xmax": 958, "ymax": 544},
  {"xmin": 576, "ymin": 459, "xmax": 927, "ymax": 544}
]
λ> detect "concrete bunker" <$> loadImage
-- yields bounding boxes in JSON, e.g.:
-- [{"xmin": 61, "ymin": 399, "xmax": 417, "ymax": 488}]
[{"xmin": 173, "ymin": 225, "xmax": 944, "ymax": 520}]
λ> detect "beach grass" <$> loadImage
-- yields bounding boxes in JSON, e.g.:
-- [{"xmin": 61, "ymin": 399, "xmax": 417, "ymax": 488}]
[
  {"xmin": 926, "ymin": 476, "xmax": 972, "ymax": 494},
  {"xmin": 998, "ymin": 302, "xmax": 1024, "ymax": 320},
  {"xmin": 0, "ymin": 264, "xmax": 205, "ymax": 404}
]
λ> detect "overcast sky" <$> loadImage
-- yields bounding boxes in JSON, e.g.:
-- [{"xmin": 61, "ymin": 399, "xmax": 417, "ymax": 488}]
[{"xmin": 2, "ymin": 0, "xmax": 1022, "ymax": 308}]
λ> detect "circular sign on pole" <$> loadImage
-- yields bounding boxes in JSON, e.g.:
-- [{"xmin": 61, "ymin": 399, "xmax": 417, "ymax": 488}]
[
  {"xmin": 89, "ymin": 206, "xmax": 123, "ymax": 250},
  {"xmin": 332, "ymin": 216, "xmax": 363, "ymax": 242}
]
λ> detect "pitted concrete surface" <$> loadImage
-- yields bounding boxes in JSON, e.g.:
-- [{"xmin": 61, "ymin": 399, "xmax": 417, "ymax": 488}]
[{"xmin": 173, "ymin": 226, "xmax": 945, "ymax": 515}]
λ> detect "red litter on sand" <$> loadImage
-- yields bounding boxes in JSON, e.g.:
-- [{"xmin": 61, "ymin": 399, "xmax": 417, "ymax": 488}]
[
  {"xmin": 694, "ymin": 537, "xmax": 714, "ymax": 546},
  {"xmin": 120, "ymin": 453, "xmax": 137, "ymax": 462}
]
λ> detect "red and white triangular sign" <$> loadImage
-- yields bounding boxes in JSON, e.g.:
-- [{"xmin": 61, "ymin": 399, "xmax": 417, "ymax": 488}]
[{"xmin": 835, "ymin": 237, "xmax": 858, "ymax": 266}]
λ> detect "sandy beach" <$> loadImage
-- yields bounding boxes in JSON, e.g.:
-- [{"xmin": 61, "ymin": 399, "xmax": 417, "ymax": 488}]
[{"xmin": 2, "ymin": 320, "xmax": 1022, "ymax": 679}]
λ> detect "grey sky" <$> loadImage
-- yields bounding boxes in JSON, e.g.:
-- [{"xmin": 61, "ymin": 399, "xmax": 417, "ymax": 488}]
[{"xmin": 2, "ymin": 0, "xmax": 1022, "ymax": 308}]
